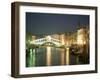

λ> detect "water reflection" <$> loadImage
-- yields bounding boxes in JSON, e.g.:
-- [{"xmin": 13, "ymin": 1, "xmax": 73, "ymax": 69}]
[
  {"xmin": 46, "ymin": 47, "xmax": 51, "ymax": 66},
  {"xmin": 26, "ymin": 47, "xmax": 68, "ymax": 67},
  {"xmin": 26, "ymin": 46, "xmax": 89, "ymax": 67}
]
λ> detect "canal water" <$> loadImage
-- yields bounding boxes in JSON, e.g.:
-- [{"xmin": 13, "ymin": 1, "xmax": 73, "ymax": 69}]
[
  {"xmin": 26, "ymin": 47, "xmax": 89, "ymax": 67},
  {"xmin": 26, "ymin": 47, "xmax": 66, "ymax": 67}
]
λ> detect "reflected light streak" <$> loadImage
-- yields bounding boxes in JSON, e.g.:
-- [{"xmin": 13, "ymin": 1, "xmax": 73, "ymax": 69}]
[
  {"xmin": 46, "ymin": 47, "xmax": 51, "ymax": 66},
  {"xmin": 66, "ymin": 47, "xmax": 70, "ymax": 65}
]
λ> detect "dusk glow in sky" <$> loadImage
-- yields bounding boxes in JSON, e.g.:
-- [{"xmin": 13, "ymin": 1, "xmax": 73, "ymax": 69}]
[{"xmin": 26, "ymin": 12, "xmax": 89, "ymax": 35}]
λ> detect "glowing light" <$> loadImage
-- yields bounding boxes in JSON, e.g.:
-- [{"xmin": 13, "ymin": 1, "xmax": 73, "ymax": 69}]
[
  {"xmin": 77, "ymin": 29, "xmax": 87, "ymax": 45},
  {"xmin": 60, "ymin": 34, "xmax": 65, "ymax": 45},
  {"xmin": 83, "ymin": 41, "xmax": 86, "ymax": 45},
  {"xmin": 46, "ymin": 36, "xmax": 51, "ymax": 41},
  {"xmin": 61, "ymin": 49, "xmax": 65, "ymax": 65},
  {"xmin": 66, "ymin": 47, "xmax": 70, "ymax": 65},
  {"xmin": 46, "ymin": 47, "xmax": 51, "ymax": 66},
  {"xmin": 77, "ymin": 39, "xmax": 83, "ymax": 45},
  {"xmin": 77, "ymin": 31, "xmax": 84, "ymax": 45}
]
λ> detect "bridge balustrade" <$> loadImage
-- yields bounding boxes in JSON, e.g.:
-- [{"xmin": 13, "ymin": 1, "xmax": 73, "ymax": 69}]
[{"xmin": 30, "ymin": 37, "xmax": 62, "ymax": 46}]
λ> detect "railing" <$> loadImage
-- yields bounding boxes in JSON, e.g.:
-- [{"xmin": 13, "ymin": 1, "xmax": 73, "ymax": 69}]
[{"xmin": 30, "ymin": 37, "xmax": 62, "ymax": 46}]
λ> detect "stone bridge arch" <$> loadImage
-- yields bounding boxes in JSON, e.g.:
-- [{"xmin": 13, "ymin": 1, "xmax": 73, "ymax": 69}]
[{"xmin": 41, "ymin": 41, "xmax": 57, "ymax": 47}]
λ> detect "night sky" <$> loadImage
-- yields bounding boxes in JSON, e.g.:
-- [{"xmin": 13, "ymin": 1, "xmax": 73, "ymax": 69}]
[{"xmin": 26, "ymin": 12, "xmax": 89, "ymax": 35}]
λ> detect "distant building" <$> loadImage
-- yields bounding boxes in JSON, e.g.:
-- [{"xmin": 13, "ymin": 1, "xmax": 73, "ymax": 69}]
[
  {"xmin": 63, "ymin": 25, "xmax": 89, "ymax": 47},
  {"xmin": 77, "ymin": 27, "xmax": 89, "ymax": 46},
  {"xmin": 59, "ymin": 34, "xmax": 66, "ymax": 45},
  {"xmin": 51, "ymin": 34, "xmax": 60, "ymax": 40},
  {"xmin": 32, "ymin": 36, "xmax": 36, "ymax": 41}
]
